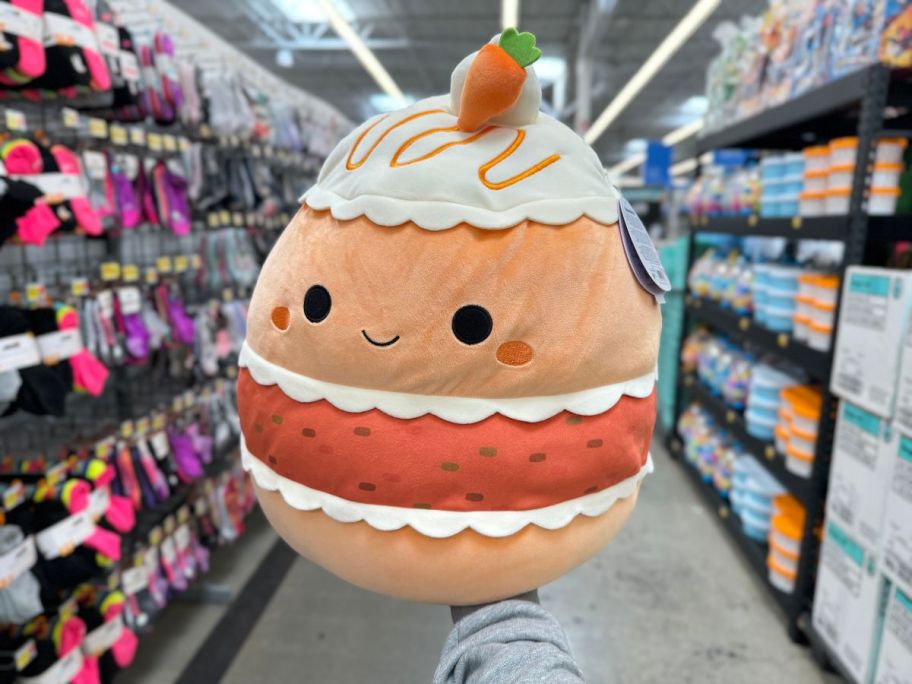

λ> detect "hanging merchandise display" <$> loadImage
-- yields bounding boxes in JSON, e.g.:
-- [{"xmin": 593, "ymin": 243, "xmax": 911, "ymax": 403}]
[
  {"xmin": 236, "ymin": 29, "xmax": 669, "ymax": 605},
  {"xmin": 0, "ymin": 0, "xmax": 349, "ymax": 679}
]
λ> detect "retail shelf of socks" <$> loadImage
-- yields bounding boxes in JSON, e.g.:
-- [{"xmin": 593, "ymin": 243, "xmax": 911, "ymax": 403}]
[{"xmin": 0, "ymin": 0, "xmax": 347, "ymax": 680}]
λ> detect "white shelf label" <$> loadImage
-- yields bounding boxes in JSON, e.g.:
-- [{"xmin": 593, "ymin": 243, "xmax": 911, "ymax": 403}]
[
  {"xmin": 35, "ymin": 510, "xmax": 95, "ymax": 560},
  {"xmin": 0, "ymin": 333, "xmax": 40, "ymax": 372},
  {"xmin": 0, "ymin": 535, "xmax": 36, "ymax": 585}
]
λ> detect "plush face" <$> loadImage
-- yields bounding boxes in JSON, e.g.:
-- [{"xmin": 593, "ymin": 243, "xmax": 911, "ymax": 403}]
[{"xmin": 245, "ymin": 207, "xmax": 661, "ymax": 397}]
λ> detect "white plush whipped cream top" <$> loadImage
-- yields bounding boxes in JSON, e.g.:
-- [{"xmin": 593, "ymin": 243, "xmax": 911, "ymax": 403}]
[
  {"xmin": 301, "ymin": 93, "xmax": 621, "ymax": 230},
  {"xmin": 240, "ymin": 342, "xmax": 656, "ymax": 425}
]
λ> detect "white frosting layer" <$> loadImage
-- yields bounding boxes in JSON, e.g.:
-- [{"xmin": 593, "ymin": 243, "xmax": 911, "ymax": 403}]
[
  {"xmin": 242, "ymin": 436, "xmax": 652, "ymax": 538},
  {"xmin": 301, "ymin": 95, "xmax": 620, "ymax": 230},
  {"xmin": 240, "ymin": 342, "xmax": 657, "ymax": 425}
]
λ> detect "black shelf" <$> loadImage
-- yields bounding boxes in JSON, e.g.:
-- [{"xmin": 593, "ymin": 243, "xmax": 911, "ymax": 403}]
[
  {"xmin": 868, "ymin": 215, "xmax": 912, "ymax": 243},
  {"xmin": 690, "ymin": 215, "xmax": 851, "ymax": 241},
  {"xmin": 697, "ymin": 66, "xmax": 883, "ymax": 152},
  {"xmin": 682, "ymin": 375, "xmax": 814, "ymax": 504},
  {"xmin": 670, "ymin": 445, "xmax": 797, "ymax": 620},
  {"xmin": 686, "ymin": 298, "xmax": 832, "ymax": 381}
]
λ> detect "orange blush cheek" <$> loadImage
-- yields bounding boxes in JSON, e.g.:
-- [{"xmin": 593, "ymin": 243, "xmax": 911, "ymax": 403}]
[
  {"xmin": 496, "ymin": 341, "xmax": 533, "ymax": 366},
  {"xmin": 271, "ymin": 306, "xmax": 291, "ymax": 331}
]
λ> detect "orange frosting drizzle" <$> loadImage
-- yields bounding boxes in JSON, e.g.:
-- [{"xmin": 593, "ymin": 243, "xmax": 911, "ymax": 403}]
[{"xmin": 344, "ymin": 108, "xmax": 561, "ymax": 190}]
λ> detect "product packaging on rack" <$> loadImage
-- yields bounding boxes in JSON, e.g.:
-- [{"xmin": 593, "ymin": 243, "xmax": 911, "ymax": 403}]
[
  {"xmin": 881, "ymin": 433, "xmax": 912, "ymax": 597},
  {"xmin": 873, "ymin": 583, "xmax": 912, "ymax": 683},
  {"xmin": 830, "ymin": 267, "xmax": 912, "ymax": 419}
]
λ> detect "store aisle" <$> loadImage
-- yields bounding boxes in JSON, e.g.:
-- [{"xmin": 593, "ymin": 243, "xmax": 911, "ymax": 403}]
[{"xmin": 219, "ymin": 442, "xmax": 834, "ymax": 684}]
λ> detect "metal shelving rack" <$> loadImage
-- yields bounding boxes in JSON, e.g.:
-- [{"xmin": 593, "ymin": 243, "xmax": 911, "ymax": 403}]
[{"xmin": 669, "ymin": 64, "xmax": 912, "ymax": 659}]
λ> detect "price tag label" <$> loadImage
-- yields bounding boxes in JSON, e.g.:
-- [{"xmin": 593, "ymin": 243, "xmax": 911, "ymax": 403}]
[
  {"xmin": 152, "ymin": 413, "xmax": 165, "ymax": 430},
  {"xmin": 37, "ymin": 329, "xmax": 83, "ymax": 364},
  {"xmin": 163, "ymin": 134, "xmax": 177, "ymax": 152},
  {"xmin": 145, "ymin": 268, "xmax": 158, "ymax": 285},
  {"xmin": 14, "ymin": 639, "xmax": 37, "ymax": 672},
  {"xmin": 3, "ymin": 482, "xmax": 25, "ymax": 511},
  {"xmin": 175, "ymin": 523, "xmax": 191, "ymax": 551},
  {"xmin": 5, "ymin": 108, "xmax": 26, "ymax": 131},
  {"xmin": 120, "ymin": 420, "xmax": 133, "ymax": 439},
  {"xmin": 100, "ymin": 262, "xmax": 121, "ymax": 282},
  {"xmin": 791, "ymin": 216, "xmax": 802, "ymax": 230},
  {"xmin": 0, "ymin": 535, "xmax": 36, "ymax": 588},
  {"xmin": 122, "ymin": 264, "xmax": 139, "ymax": 282},
  {"xmin": 136, "ymin": 417, "xmax": 150, "ymax": 434},
  {"xmin": 172, "ymin": 395, "xmax": 185, "ymax": 412},
  {"xmin": 219, "ymin": 209, "xmax": 231, "ymax": 226},
  {"xmin": 83, "ymin": 615, "xmax": 124, "ymax": 657},
  {"xmin": 121, "ymin": 565, "xmax": 149, "ymax": 595},
  {"xmin": 199, "ymin": 123, "xmax": 211, "ymax": 138},
  {"xmin": 177, "ymin": 506, "xmax": 191, "ymax": 525},
  {"xmin": 110, "ymin": 124, "xmax": 128, "ymax": 146},
  {"xmin": 25, "ymin": 282, "xmax": 46, "ymax": 305},
  {"xmin": 182, "ymin": 389, "xmax": 194, "ymax": 407},
  {"xmin": 194, "ymin": 496, "xmax": 209, "ymax": 516},
  {"xmin": 174, "ymin": 255, "xmax": 189, "ymax": 273},
  {"xmin": 88, "ymin": 487, "xmax": 109, "ymax": 521},
  {"xmin": 147, "ymin": 132, "xmax": 162, "ymax": 151},
  {"xmin": 0, "ymin": 333, "xmax": 41, "ymax": 373},
  {"xmin": 129, "ymin": 127, "xmax": 145, "ymax": 146},
  {"xmin": 163, "ymin": 514, "xmax": 176, "ymax": 536},
  {"xmin": 191, "ymin": 254, "xmax": 202, "ymax": 269},
  {"xmin": 207, "ymin": 212, "xmax": 219, "ymax": 228},
  {"xmin": 35, "ymin": 510, "xmax": 94, "ymax": 559},
  {"xmin": 156, "ymin": 256, "xmax": 172, "ymax": 273},
  {"xmin": 88, "ymin": 117, "xmax": 108, "ymax": 139},
  {"xmin": 232, "ymin": 211, "xmax": 243, "ymax": 225},
  {"xmin": 149, "ymin": 526, "xmax": 163, "ymax": 546},
  {"xmin": 178, "ymin": 136, "xmax": 190, "ymax": 152},
  {"xmin": 117, "ymin": 286, "xmax": 142, "ymax": 315},
  {"xmin": 222, "ymin": 288, "xmax": 234, "ymax": 302},
  {"xmin": 94, "ymin": 440, "xmax": 112, "ymax": 459},
  {"xmin": 47, "ymin": 462, "xmax": 67, "ymax": 486},
  {"xmin": 62, "ymin": 107, "xmax": 80, "ymax": 128}
]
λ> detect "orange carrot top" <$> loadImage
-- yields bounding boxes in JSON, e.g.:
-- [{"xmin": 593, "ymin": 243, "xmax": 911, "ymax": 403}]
[{"xmin": 457, "ymin": 28, "xmax": 542, "ymax": 133}]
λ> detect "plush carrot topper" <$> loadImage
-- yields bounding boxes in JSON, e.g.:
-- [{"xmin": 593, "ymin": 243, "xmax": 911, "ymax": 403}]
[
  {"xmin": 457, "ymin": 28, "xmax": 541, "ymax": 132},
  {"xmin": 239, "ymin": 30, "xmax": 668, "ymax": 606}
]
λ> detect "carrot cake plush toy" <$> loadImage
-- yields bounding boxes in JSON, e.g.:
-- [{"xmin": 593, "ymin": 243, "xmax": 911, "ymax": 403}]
[{"xmin": 237, "ymin": 30, "xmax": 669, "ymax": 605}]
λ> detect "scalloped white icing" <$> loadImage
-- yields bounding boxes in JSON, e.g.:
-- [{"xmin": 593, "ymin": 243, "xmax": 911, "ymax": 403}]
[
  {"xmin": 301, "ymin": 95, "xmax": 620, "ymax": 231},
  {"xmin": 239, "ymin": 342, "xmax": 657, "ymax": 425},
  {"xmin": 242, "ymin": 435, "xmax": 653, "ymax": 539}
]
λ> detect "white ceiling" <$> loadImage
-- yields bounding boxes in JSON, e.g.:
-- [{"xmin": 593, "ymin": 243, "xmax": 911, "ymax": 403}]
[{"xmin": 181, "ymin": 0, "xmax": 766, "ymax": 165}]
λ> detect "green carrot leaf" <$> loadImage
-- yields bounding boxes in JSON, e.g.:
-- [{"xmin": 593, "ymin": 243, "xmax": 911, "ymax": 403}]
[{"xmin": 498, "ymin": 28, "xmax": 542, "ymax": 68}]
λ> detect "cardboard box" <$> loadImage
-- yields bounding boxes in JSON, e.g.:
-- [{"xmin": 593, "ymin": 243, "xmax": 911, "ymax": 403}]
[
  {"xmin": 831, "ymin": 268, "xmax": 912, "ymax": 419},
  {"xmin": 894, "ymin": 319, "xmax": 912, "ymax": 438},
  {"xmin": 882, "ymin": 433, "xmax": 912, "ymax": 596},
  {"xmin": 873, "ymin": 584, "xmax": 912, "ymax": 684},
  {"xmin": 827, "ymin": 401, "xmax": 896, "ymax": 550},
  {"xmin": 813, "ymin": 519, "xmax": 889, "ymax": 684}
]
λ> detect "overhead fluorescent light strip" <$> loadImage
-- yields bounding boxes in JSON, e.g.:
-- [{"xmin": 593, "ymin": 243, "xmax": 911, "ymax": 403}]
[
  {"xmin": 584, "ymin": 0, "xmax": 720, "ymax": 145},
  {"xmin": 318, "ymin": 0, "xmax": 407, "ymax": 109},
  {"xmin": 670, "ymin": 157, "xmax": 698, "ymax": 176},
  {"xmin": 608, "ymin": 153, "xmax": 646, "ymax": 178},
  {"xmin": 501, "ymin": 0, "xmax": 520, "ymax": 29},
  {"xmin": 662, "ymin": 117, "xmax": 704, "ymax": 146}
]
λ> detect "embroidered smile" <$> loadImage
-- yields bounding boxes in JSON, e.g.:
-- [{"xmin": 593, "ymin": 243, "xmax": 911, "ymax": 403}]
[{"xmin": 362, "ymin": 330, "xmax": 401, "ymax": 347}]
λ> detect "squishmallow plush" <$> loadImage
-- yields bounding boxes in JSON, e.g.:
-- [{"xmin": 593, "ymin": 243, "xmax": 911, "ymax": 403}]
[{"xmin": 238, "ymin": 30, "xmax": 668, "ymax": 605}]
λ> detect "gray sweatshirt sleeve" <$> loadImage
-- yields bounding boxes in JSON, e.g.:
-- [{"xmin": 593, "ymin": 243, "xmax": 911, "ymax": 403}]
[{"xmin": 433, "ymin": 598, "xmax": 586, "ymax": 684}]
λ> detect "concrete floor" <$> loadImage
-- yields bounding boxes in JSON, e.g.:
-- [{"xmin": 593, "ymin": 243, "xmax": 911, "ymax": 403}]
[{"xmin": 125, "ymin": 446, "xmax": 838, "ymax": 683}]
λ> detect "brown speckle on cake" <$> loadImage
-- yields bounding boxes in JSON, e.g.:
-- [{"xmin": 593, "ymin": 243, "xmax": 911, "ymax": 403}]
[
  {"xmin": 441, "ymin": 462, "xmax": 459, "ymax": 472},
  {"xmin": 529, "ymin": 452, "xmax": 547, "ymax": 462},
  {"xmin": 587, "ymin": 439, "xmax": 604, "ymax": 448},
  {"xmin": 465, "ymin": 492, "xmax": 484, "ymax": 502},
  {"xmin": 301, "ymin": 428, "xmax": 316, "ymax": 438},
  {"xmin": 271, "ymin": 414, "xmax": 283, "ymax": 425},
  {"xmin": 358, "ymin": 482, "xmax": 376, "ymax": 491},
  {"xmin": 354, "ymin": 427, "xmax": 371, "ymax": 436},
  {"xmin": 479, "ymin": 447, "xmax": 497, "ymax": 457}
]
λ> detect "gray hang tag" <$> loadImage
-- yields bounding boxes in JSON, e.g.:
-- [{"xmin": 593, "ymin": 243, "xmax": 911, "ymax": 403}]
[{"xmin": 616, "ymin": 196, "xmax": 672, "ymax": 300}]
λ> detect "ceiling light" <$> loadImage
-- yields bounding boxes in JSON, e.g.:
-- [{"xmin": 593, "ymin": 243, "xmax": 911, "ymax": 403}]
[
  {"xmin": 584, "ymin": 0, "xmax": 720, "ymax": 145},
  {"xmin": 615, "ymin": 176, "xmax": 645, "ymax": 188},
  {"xmin": 275, "ymin": 48, "xmax": 294, "ymax": 68},
  {"xmin": 662, "ymin": 117, "xmax": 704, "ymax": 146},
  {"xmin": 501, "ymin": 0, "xmax": 520, "ymax": 29},
  {"xmin": 607, "ymin": 153, "xmax": 646, "ymax": 178},
  {"xmin": 274, "ymin": 0, "xmax": 353, "ymax": 23},
  {"xmin": 318, "ymin": 0, "xmax": 407, "ymax": 109},
  {"xmin": 670, "ymin": 157, "xmax": 698, "ymax": 176}
]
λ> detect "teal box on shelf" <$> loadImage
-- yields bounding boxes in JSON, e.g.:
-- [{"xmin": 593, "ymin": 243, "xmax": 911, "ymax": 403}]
[{"xmin": 656, "ymin": 237, "xmax": 689, "ymax": 432}]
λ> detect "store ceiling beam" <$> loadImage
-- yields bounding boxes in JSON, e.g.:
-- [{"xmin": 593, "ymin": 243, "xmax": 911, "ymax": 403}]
[
  {"xmin": 574, "ymin": 0, "xmax": 618, "ymax": 135},
  {"xmin": 501, "ymin": 0, "xmax": 520, "ymax": 30}
]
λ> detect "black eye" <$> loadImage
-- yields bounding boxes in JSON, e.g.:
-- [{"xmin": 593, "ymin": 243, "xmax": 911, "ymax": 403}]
[
  {"xmin": 451, "ymin": 305, "xmax": 492, "ymax": 345},
  {"xmin": 303, "ymin": 285, "xmax": 331, "ymax": 323}
]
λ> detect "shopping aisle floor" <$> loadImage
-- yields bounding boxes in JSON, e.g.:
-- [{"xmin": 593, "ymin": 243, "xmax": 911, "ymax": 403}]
[{"xmin": 127, "ymin": 443, "xmax": 837, "ymax": 683}]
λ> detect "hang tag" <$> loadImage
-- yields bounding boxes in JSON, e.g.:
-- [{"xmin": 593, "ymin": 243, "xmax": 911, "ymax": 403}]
[
  {"xmin": 4, "ymin": 481, "xmax": 25, "ymax": 511},
  {"xmin": 0, "ymin": 535, "xmax": 37, "ymax": 584},
  {"xmin": 120, "ymin": 51, "xmax": 140, "ymax": 82},
  {"xmin": 149, "ymin": 430, "xmax": 170, "ymax": 459},
  {"xmin": 36, "ymin": 329, "xmax": 83, "ymax": 362},
  {"xmin": 18, "ymin": 646, "xmax": 83, "ymax": 684},
  {"xmin": 616, "ymin": 196, "xmax": 671, "ymax": 302},
  {"xmin": 14, "ymin": 639, "xmax": 37, "ymax": 673},
  {"xmin": 117, "ymin": 286, "xmax": 142, "ymax": 315},
  {"xmin": 14, "ymin": 172, "xmax": 86, "ymax": 200},
  {"xmin": 35, "ymin": 510, "xmax": 95, "ymax": 560},
  {"xmin": 94, "ymin": 22, "xmax": 119, "ymax": 56},
  {"xmin": 82, "ymin": 615, "xmax": 123, "ymax": 656},
  {"xmin": 159, "ymin": 536, "xmax": 177, "ymax": 564},
  {"xmin": 121, "ymin": 565, "xmax": 149, "ymax": 595},
  {"xmin": 0, "ymin": 4, "xmax": 43, "ymax": 42},
  {"xmin": 88, "ymin": 487, "xmax": 110, "ymax": 521},
  {"xmin": 96, "ymin": 289, "xmax": 114, "ymax": 318},
  {"xmin": 0, "ymin": 333, "xmax": 41, "ymax": 372},
  {"xmin": 174, "ymin": 524, "xmax": 191, "ymax": 552},
  {"xmin": 82, "ymin": 150, "xmax": 108, "ymax": 180}
]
